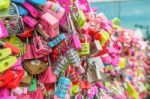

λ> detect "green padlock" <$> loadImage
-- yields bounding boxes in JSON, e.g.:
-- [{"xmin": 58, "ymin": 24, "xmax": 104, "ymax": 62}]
[
  {"xmin": 77, "ymin": 9, "xmax": 86, "ymax": 28},
  {"xmin": 29, "ymin": 78, "xmax": 37, "ymax": 92},
  {"xmin": 0, "ymin": 48, "xmax": 12, "ymax": 60},
  {"xmin": 0, "ymin": 0, "xmax": 10, "ymax": 10},
  {"xmin": 78, "ymin": 34, "xmax": 90, "ymax": 56},
  {"xmin": 0, "ymin": 56, "xmax": 17, "ymax": 73}
]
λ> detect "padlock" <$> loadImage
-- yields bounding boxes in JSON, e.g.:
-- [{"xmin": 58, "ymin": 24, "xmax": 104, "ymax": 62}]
[
  {"xmin": 0, "ymin": 14, "xmax": 24, "ymax": 35},
  {"xmin": 56, "ymin": 0, "xmax": 71, "ymax": 14},
  {"xmin": 23, "ymin": 59, "xmax": 48, "ymax": 75},
  {"xmin": 0, "ymin": 69, "xmax": 15, "ymax": 87},
  {"xmin": 43, "ymin": 1, "xmax": 65, "ymax": 20},
  {"xmin": 100, "ymin": 31, "xmax": 110, "ymax": 46},
  {"xmin": 11, "ymin": 0, "xmax": 25, "ymax": 4},
  {"xmin": 55, "ymin": 77, "xmax": 70, "ymax": 98},
  {"xmin": 40, "ymin": 12, "xmax": 59, "ymax": 39},
  {"xmin": 48, "ymin": 33, "xmax": 66, "ymax": 48},
  {"xmin": 32, "ymin": 31, "xmax": 51, "ymax": 55},
  {"xmin": 29, "ymin": 77, "xmax": 37, "ymax": 92},
  {"xmin": 52, "ymin": 56, "xmax": 68, "ymax": 76},
  {"xmin": 0, "ymin": 0, "xmax": 10, "ymax": 10},
  {"xmin": 90, "ymin": 40, "xmax": 102, "ymax": 57},
  {"xmin": 67, "ymin": 14, "xmax": 82, "ymax": 50},
  {"xmin": 66, "ymin": 66, "xmax": 79, "ymax": 85},
  {"xmin": 80, "ymin": 75, "xmax": 91, "ymax": 90},
  {"xmin": 21, "ymin": 71, "xmax": 33, "ymax": 86},
  {"xmin": 76, "ymin": 0, "xmax": 91, "ymax": 13},
  {"xmin": 76, "ymin": 9, "xmax": 86, "ymax": 28},
  {"xmin": 27, "ymin": 0, "xmax": 46, "ymax": 5},
  {"xmin": 23, "ymin": 16, "xmax": 38, "ymax": 28},
  {"xmin": 36, "ymin": 24, "xmax": 50, "ymax": 40},
  {"xmin": 66, "ymin": 48, "xmax": 85, "ymax": 74},
  {"xmin": 0, "ymin": 21, "xmax": 9, "ymax": 39},
  {"xmin": 18, "ymin": 28, "xmax": 34, "ymax": 38},
  {"xmin": 75, "ymin": 94, "xmax": 84, "ymax": 99},
  {"xmin": 87, "ymin": 86, "xmax": 98, "ymax": 99},
  {"xmin": 22, "ymin": 1, "xmax": 39, "ymax": 18},
  {"xmin": 0, "ymin": 48, "xmax": 12, "ymax": 60},
  {"xmin": 0, "ymin": 56, "xmax": 17, "ymax": 73},
  {"xmin": 17, "ymin": 5, "xmax": 28, "ymax": 16},
  {"xmin": 4, "ymin": 69, "xmax": 24, "ymax": 88},
  {"xmin": 78, "ymin": 34, "xmax": 90, "ymax": 56},
  {"xmin": 23, "ymin": 38, "xmax": 34, "ymax": 60},
  {"xmin": 38, "ymin": 56, "xmax": 57, "ymax": 83},
  {"xmin": 81, "ymin": 22, "xmax": 90, "ymax": 34}
]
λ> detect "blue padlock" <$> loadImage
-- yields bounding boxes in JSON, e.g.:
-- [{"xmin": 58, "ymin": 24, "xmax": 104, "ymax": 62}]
[
  {"xmin": 11, "ymin": 0, "xmax": 25, "ymax": 4},
  {"xmin": 48, "ymin": 34, "xmax": 66, "ymax": 48},
  {"xmin": 27, "ymin": 0, "xmax": 46, "ymax": 5},
  {"xmin": 55, "ymin": 77, "xmax": 70, "ymax": 98},
  {"xmin": 17, "ymin": 5, "xmax": 28, "ymax": 16}
]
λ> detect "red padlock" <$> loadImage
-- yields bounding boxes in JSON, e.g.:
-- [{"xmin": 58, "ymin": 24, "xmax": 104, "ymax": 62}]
[
  {"xmin": 4, "ymin": 69, "xmax": 24, "ymax": 88},
  {"xmin": 0, "ymin": 69, "xmax": 15, "ymax": 87}
]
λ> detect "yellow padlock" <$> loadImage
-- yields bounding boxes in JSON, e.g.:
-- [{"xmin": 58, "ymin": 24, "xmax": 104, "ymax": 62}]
[
  {"xmin": 100, "ymin": 31, "xmax": 110, "ymax": 46},
  {"xmin": 0, "ymin": 0, "xmax": 10, "ymax": 10},
  {"xmin": 0, "ymin": 48, "xmax": 12, "ymax": 60},
  {"xmin": 118, "ymin": 57, "xmax": 126, "ymax": 69},
  {"xmin": 0, "ymin": 56, "xmax": 17, "ymax": 73},
  {"xmin": 126, "ymin": 81, "xmax": 139, "ymax": 99},
  {"xmin": 78, "ymin": 34, "xmax": 90, "ymax": 56}
]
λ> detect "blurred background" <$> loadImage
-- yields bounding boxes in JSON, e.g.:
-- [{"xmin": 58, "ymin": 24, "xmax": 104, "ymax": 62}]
[{"xmin": 89, "ymin": 0, "xmax": 150, "ymax": 40}]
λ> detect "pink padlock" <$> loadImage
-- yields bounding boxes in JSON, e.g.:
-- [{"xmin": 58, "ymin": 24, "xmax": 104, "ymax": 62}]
[
  {"xmin": 0, "ymin": 88, "xmax": 16, "ymax": 99},
  {"xmin": 40, "ymin": 13, "xmax": 59, "ymax": 39},
  {"xmin": 22, "ymin": 1, "xmax": 39, "ymax": 18},
  {"xmin": 43, "ymin": 1, "xmax": 65, "ymax": 20},
  {"xmin": 32, "ymin": 31, "xmax": 51, "ymax": 55},
  {"xmin": 72, "ymin": 34, "xmax": 82, "ymax": 50},
  {"xmin": 56, "ymin": 0, "xmax": 71, "ymax": 14},
  {"xmin": 23, "ymin": 16, "xmax": 38, "ymax": 28},
  {"xmin": 32, "ymin": 44, "xmax": 45, "ymax": 59},
  {"xmin": 38, "ymin": 67, "xmax": 57, "ymax": 83},
  {"xmin": 76, "ymin": 0, "xmax": 91, "ymax": 13},
  {"xmin": 0, "ymin": 21, "xmax": 9, "ymax": 39}
]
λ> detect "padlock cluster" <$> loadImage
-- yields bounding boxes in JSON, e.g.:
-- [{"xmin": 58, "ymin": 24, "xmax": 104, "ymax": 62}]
[{"xmin": 0, "ymin": 0, "xmax": 149, "ymax": 99}]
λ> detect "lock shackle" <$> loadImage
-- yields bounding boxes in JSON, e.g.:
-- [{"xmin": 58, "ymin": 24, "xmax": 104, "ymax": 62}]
[{"xmin": 79, "ymin": 34, "xmax": 88, "ymax": 43}]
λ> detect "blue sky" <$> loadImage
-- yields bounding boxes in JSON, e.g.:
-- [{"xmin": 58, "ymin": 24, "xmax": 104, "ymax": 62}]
[{"xmin": 90, "ymin": 0, "xmax": 150, "ymax": 38}]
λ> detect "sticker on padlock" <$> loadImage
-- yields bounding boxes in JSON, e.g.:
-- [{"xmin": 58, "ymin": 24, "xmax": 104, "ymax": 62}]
[
  {"xmin": 0, "ymin": 56, "xmax": 17, "ymax": 73},
  {"xmin": 43, "ymin": 1, "xmax": 65, "ymax": 20},
  {"xmin": 22, "ymin": 1, "xmax": 39, "ymax": 18},
  {"xmin": 78, "ymin": 34, "xmax": 90, "ymax": 56},
  {"xmin": 40, "ymin": 12, "xmax": 59, "ymax": 39}
]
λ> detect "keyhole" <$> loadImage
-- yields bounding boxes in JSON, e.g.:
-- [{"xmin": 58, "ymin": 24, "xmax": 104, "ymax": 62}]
[{"xmin": 5, "ymin": 62, "xmax": 9, "ymax": 66}]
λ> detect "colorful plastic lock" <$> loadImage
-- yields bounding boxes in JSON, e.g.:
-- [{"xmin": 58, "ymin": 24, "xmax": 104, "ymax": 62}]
[
  {"xmin": 17, "ymin": 5, "xmax": 28, "ymax": 16},
  {"xmin": 0, "ymin": 21, "xmax": 9, "ymax": 39},
  {"xmin": 23, "ymin": 16, "xmax": 38, "ymax": 28},
  {"xmin": 0, "ymin": 56, "xmax": 17, "ymax": 73},
  {"xmin": 55, "ymin": 77, "xmax": 70, "ymax": 98},
  {"xmin": 40, "ymin": 12, "xmax": 59, "ymax": 39},
  {"xmin": 0, "ymin": 0, "xmax": 10, "ymax": 10},
  {"xmin": 11, "ymin": 0, "xmax": 25, "ymax": 4},
  {"xmin": 27, "ymin": 0, "xmax": 46, "ymax": 5},
  {"xmin": 0, "ymin": 48, "xmax": 12, "ymax": 60},
  {"xmin": 43, "ymin": 1, "xmax": 65, "ymax": 20}
]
